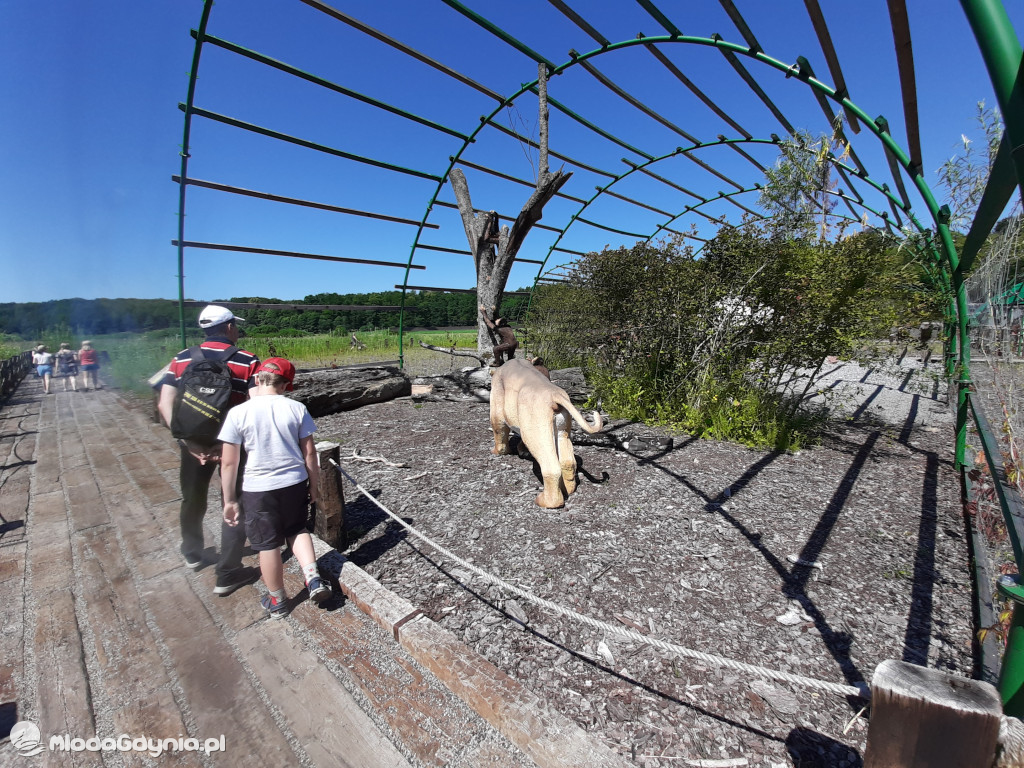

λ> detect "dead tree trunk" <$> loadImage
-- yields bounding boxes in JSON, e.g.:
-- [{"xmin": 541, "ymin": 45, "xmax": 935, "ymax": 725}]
[{"xmin": 450, "ymin": 63, "xmax": 572, "ymax": 357}]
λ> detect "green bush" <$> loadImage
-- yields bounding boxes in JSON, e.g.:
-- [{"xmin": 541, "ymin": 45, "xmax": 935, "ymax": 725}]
[{"xmin": 531, "ymin": 225, "xmax": 943, "ymax": 449}]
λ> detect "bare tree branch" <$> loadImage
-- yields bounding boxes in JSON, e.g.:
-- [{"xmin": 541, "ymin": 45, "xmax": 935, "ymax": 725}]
[{"xmin": 418, "ymin": 341, "xmax": 486, "ymax": 365}]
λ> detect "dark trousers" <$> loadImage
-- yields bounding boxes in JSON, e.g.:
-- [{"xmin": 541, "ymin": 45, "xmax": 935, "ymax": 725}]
[{"xmin": 178, "ymin": 445, "xmax": 247, "ymax": 576}]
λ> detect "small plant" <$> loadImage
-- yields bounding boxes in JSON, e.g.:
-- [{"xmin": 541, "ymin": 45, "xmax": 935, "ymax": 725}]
[
  {"xmin": 978, "ymin": 607, "xmax": 1014, "ymax": 647},
  {"xmin": 883, "ymin": 567, "xmax": 912, "ymax": 580}
]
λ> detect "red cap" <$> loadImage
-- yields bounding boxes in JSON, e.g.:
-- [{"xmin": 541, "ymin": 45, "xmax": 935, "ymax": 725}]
[{"xmin": 256, "ymin": 357, "xmax": 296, "ymax": 390}]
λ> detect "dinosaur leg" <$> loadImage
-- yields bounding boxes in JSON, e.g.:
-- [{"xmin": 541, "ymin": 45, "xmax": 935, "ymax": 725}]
[
  {"xmin": 489, "ymin": 378, "xmax": 511, "ymax": 454},
  {"xmin": 532, "ymin": 438, "xmax": 565, "ymax": 509},
  {"xmin": 536, "ymin": 474, "xmax": 565, "ymax": 509},
  {"xmin": 555, "ymin": 408, "xmax": 577, "ymax": 494}
]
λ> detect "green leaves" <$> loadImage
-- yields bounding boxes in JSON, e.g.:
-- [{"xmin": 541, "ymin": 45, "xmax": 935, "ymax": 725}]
[{"xmin": 528, "ymin": 227, "xmax": 941, "ymax": 449}]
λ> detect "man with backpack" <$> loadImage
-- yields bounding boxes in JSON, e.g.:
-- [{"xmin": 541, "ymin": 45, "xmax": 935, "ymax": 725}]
[{"xmin": 156, "ymin": 305, "xmax": 261, "ymax": 596}]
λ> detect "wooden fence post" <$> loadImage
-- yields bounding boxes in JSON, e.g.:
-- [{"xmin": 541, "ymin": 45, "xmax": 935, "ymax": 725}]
[
  {"xmin": 314, "ymin": 441, "xmax": 345, "ymax": 549},
  {"xmin": 863, "ymin": 659, "xmax": 1001, "ymax": 768}
]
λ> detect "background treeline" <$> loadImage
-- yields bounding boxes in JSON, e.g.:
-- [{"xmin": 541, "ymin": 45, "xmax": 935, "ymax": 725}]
[
  {"xmin": 0, "ymin": 291, "xmax": 530, "ymax": 337},
  {"xmin": 242, "ymin": 291, "xmax": 529, "ymax": 336},
  {"xmin": 0, "ymin": 298, "xmax": 182, "ymax": 336}
]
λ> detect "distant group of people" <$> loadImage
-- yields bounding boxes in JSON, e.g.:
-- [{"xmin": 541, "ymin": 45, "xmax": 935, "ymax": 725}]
[
  {"xmin": 153, "ymin": 304, "xmax": 330, "ymax": 618},
  {"xmin": 31, "ymin": 340, "xmax": 100, "ymax": 395}
]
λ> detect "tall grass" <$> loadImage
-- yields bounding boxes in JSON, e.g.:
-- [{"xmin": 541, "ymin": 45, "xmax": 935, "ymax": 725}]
[
  {"xmin": 245, "ymin": 329, "xmax": 476, "ymax": 368},
  {"xmin": 37, "ymin": 329, "xmax": 480, "ymax": 396},
  {"xmin": 0, "ymin": 334, "xmax": 23, "ymax": 360}
]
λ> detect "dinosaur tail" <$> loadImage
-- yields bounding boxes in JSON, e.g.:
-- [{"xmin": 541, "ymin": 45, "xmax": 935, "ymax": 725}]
[{"xmin": 553, "ymin": 394, "xmax": 603, "ymax": 434}]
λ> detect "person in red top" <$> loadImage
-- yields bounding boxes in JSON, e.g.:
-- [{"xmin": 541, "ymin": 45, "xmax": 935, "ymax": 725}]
[
  {"xmin": 78, "ymin": 341, "xmax": 100, "ymax": 390},
  {"xmin": 155, "ymin": 305, "xmax": 261, "ymax": 596}
]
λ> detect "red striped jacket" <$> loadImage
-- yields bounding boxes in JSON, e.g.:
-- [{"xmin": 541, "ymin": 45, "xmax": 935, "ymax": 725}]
[{"xmin": 159, "ymin": 339, "xmax": 260, "ymax": 407}]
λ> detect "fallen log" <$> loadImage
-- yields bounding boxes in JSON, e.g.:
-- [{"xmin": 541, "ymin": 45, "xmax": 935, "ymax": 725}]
[
  {"xmin": 410, "ymin": 366, "xmax": 492, "ymax": 403},
  {"xmin": 408, "ymin": 365, "xmax": 594, "ymax": 405},
  {"xmin": 292, "ymin": 366, "xmax": 410, "ymax": 417}
]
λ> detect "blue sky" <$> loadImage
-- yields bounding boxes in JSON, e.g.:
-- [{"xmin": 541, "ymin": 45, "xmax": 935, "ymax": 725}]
[{"xmin": 2, "ymin": 0, "xmax": 1022, "ymax": 305}]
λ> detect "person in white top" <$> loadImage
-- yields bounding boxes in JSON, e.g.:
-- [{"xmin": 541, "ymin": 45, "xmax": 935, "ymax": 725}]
[
  {"xmin": 218, "ymin": 357, "xmax": 331, "ymax": 617},
  {"xmin": 32, "ymin": 345, "xmax": 55, "ymax": 395}
]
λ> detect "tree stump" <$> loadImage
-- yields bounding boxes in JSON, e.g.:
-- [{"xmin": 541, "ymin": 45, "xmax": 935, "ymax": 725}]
[
  {"xmin": 314, "ymin": 442, "xmax": 345, "ymax": 550},
  {"xmin": 863, "ymin": 659, "xmax": 1001, "ymax": 768}
]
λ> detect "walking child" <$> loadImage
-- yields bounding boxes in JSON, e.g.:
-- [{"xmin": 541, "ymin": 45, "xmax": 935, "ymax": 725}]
[{"xmin": 217, "ymin": 357, "xmax": 331, "ymax": 617}]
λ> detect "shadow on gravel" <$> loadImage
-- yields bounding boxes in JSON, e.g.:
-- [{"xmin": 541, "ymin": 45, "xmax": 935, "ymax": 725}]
[
  {"xmin": 0, "ymin": 701, "xmax": 15, "ymax": 740},
  {"xmin": 521, "ymin": 449, "xmax": 610, "ymax": 489},
  {"xmin": 343, "ymin": 488, "xmax": 411, "ymax": 567},
  {"xmin": 888, "ymin": 392, "xmax": 941, "ymax": 667},
  {"xmin": 631, "ymin": 435, "xmax": 872, "ymax": 688},
  {"xmin": 416, "ymin": 555, "xmax": 789, "ymax": 749},
  {"xmin": 902, "ymin": 449, "xmax": 940, "ymax": 667},
  {"xmin": 786, "ymin": 727, "xmax": 862, "ymax": 767},
  {"xmin": 779, "ymin": 433, "xmax": 879, "ymax": 688}
]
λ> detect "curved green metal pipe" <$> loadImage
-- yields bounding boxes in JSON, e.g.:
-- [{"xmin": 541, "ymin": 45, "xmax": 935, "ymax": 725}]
[{"xmin": 176, "ymin": 0, "xmax": 215, "ymax": 349}]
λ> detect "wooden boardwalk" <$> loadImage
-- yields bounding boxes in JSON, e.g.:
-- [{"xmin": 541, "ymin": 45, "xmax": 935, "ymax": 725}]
[{"xmin": 0, "ymin": 373, "xmax": 619, "ymax": 767}]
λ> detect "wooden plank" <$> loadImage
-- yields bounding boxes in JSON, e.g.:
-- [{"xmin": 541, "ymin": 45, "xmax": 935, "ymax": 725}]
[
  {"xmin": 191, "ymin": 564, "xmax": 265, "ymax": 632},
  {"xmin": 105, "ymin": 491, "xmax": 181, "ymax": 581},
  {"xmin": 65, "ymin": 480, "xmax": 108, "ymax": 533},
  {"xmin": 236, "ymin": 621, "xmax": 413, "ymax": 768},
  {"xmin": 140, "ymin": 570, "xmax": 296, "ymax": 764},
  {"xmin": 119, "ymin": 452, "xmax": 180, "ymax": 506},
  {"xmin": 28, "ymin": 491, "xmax": 74, "ymax": 599},
  {"xmin": 0, "ymin": 475, "xmax": 30, "ymax": 546},
  {"xmin": 284, "ymin": 566, "xmax": 529, "ymax": 767},
  {"xmin": 32, "ymin": 440, "xmax": 62, "ymax": 486},
  {"xmin": 0, "ymin": 543, "xmax": 26, "ymax": 711},
  {"xmin": 79, "ymin": 446, "xmax": 119, "ymax": 484},
  {"xmin": 863, "ymin": 659, "xmax": 1000, "ymax": 767},
  {"xmin": 33, "ymin": 592, "xmax": 103, "ymax": 766},
  {"xmin": 74, "ymin": 528, "xmax": 171, "ymax": 698},
  {"xmin": 30, "ymin": 490, "xmax": 67, "ymax": 524},
  {"xmin": 28, "ymin": 538, "xmax": 73, "ymax": 597},
  {"xmin": 111, "ymin": 689, "xmax": 203, "ymax": 768},
  {"xmin": 58, "ymin": 432, "xmax": 88, "ymax": 470},
  {"xmin": 400, "ymin": 616, "xmax": 632, "ymax": 768}
]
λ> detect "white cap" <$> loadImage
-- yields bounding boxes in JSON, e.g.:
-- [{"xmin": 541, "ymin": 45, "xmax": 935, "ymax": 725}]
[{"xmin": 198, "ymin": 305, "xmax": 244, "ymax": 328}]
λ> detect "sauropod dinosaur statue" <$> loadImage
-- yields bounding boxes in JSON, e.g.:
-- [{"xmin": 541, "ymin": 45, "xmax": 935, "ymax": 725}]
[{"xmin": 489, "ymin": 357, "xmax": 603, "ymax": 508}]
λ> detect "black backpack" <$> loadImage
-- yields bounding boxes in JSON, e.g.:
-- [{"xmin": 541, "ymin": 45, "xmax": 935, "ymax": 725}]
[{"xmin": 170, "ymin": 346, "xmax": 238, "ymax": 444}]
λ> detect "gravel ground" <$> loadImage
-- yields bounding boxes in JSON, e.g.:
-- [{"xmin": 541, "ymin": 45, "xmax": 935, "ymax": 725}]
[{"xmin": 312, "ymin": 354, "xmax": 974, "ymax": 768}]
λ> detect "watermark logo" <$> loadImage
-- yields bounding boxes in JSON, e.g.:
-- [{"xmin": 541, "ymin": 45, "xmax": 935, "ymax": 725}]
[
  {"xmin": 5, "ymin": 723, "xmax": 225, "ymax": 758},
  {"xmin": 10, "ymin": 722, "xmax": 43, "ymax": 757}
]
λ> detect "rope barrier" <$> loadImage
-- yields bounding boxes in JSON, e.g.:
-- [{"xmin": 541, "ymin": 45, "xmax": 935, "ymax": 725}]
[{"xmin": 330, "ymin": 458, "xmax": 869, "ymax": 700}]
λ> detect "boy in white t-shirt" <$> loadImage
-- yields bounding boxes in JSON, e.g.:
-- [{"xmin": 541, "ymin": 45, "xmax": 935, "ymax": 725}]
[{"xmin": 218, "ymin": 357, "xmax": 331, "ymax": 618}]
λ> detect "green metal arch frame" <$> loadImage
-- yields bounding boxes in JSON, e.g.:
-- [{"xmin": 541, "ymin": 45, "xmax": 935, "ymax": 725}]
[
  {"xmin": 392, "ymin": 33, "xmax": 963, "ymax": 421},
  {"xmin": 175, "ymin": 11, "xmax": 968, "ymax": 456},
  {"xmin": 174, "ymin": 0, "xmax": 1024, "ymax": 710},
  {"xmin": 396, "ymin": 34, "xmax": 949, "ymax": 279},
  {"xmin": 540, "ymin": 140, "xmax": 935, "ymax": 272}
]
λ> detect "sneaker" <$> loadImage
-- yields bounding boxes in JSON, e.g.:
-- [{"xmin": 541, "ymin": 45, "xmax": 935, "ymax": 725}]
[
  {"xmin": 213, "ymin": 567, "xmax": 259, "ymax": 596},
  {"xmin": 306, "ymin": 576, "xmax": 332, "ymax": 604},
  {"xmin": 183, "ymin": 554, "xmax": 204, "ymax": 570},
  {"xmin": 261, "ymin": 593, "xmax": 288, "ymax": 619}
]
